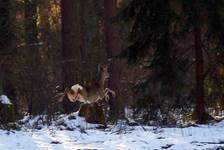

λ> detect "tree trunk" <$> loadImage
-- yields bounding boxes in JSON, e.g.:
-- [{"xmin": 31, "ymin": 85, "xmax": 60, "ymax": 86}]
[
  {"xmin": 61, "ymin": 0, "xmax": 82, "ymax": 113},
  {"xmin": 0, "ymin": 0, "xmax": 17, "ymax": 115},
  {"xmin": 193, "ymin": 0, "xmax": 209, "ymax": 124},
  {"xmin": 0, "ymin": 70, "xmax": 3, "ymax": 95},
  {"xmin": 0, "ymin": 0, "xmax": 11, "ymax": 95},
  {"xmin": 61, "ymin": 0, "xmax": 81, "ymax": 88},
  {"xmin": 0, "ymin": 0, "xmax": 13, "ymax": 53},
  {"xmin": 0, "ymin": 0, "xmax": 14, "ymax": 96},
  {"xmin": 24, "ymin": 0, "xmax": 41, "ymax": 115},
  {"xmin": 103, "ymin": 0, "xmax": 122, "ymax": 120},
  {"xmin": 38, "ymin": 0, "xmax": 50, "ymax": 49},
  {"xmin": 104, "ymin": 0, "xmax": 119, "ymax": 57},
  {"xmin": 79, "ymin": 0, "xmax": 88, "ymax": 84},
  {"xmin": 24, "ymin": 0, "xmax": 38, "ymax": 57}
]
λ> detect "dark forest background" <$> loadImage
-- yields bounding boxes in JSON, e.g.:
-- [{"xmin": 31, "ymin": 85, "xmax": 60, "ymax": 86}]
[{"xmin": 1, "ymin": 0, "xmax": 224, "ymax": 126}]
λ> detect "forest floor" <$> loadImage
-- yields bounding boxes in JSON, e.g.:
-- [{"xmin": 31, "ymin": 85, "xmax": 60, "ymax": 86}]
[{"xmin": 0, "ymin": 113, "xmax": 224, "ymax": 150}]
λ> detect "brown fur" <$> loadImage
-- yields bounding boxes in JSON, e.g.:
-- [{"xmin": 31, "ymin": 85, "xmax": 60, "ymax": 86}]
[
  {"xmin": 68, "ymin": 64, "xmax": 116, "ymax": 103},
  {"xmin": 78, "ymin": 100, "xmax": 106, "ymax": 125}
]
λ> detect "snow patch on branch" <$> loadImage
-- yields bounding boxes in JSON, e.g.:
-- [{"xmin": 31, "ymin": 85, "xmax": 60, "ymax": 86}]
[{"xmin": 0, "ymin": 95, "xmax": 12, "ymax": 105}]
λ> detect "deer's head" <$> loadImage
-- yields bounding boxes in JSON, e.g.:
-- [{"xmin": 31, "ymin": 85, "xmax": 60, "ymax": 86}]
[{"xmin": 98, "ymin": 64, "xmax": 110, "ymax": 82}]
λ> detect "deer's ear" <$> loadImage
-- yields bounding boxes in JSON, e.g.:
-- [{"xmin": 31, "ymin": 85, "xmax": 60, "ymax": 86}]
[
  {"xmin": 64, "ymin": 87, "xmax": 69, "ymax": 93},
  {"xmin": 70, "ymin": 88, "xmax": 75, "ymax": 94},
  {"xmin": 64, "ymin": 87, "xmax": 74, "ymax": 94},
  {"xmin": 98, "ymin": 64, "xmax": 103, "ymax": 72},
  {"xmin": 77, "ymin": 87, "xmax": 83, "ymax": 94}
]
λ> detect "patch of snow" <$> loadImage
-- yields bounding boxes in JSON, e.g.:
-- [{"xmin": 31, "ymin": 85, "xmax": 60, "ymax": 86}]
[
  {"xmin": 0, "ymin": 95, "xmax": 12, "ymax": 105},
  {"xmin": 19, "ymin": 113, "xmax": 100, "ymax": 130},
  {"xmin": 2, "ymin": 114, "xmax": 224, "ymax": 150},
  {"xmin": 52, "ymin": 113, "xmax": 100, "ymax": 130},
  {"xmin": 19, "ymin": 115, "xmax": 47, "ymax": 129}
]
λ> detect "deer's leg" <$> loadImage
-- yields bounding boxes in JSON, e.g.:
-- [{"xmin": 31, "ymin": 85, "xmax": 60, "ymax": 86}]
[
  {"xmin": 102, "ymin": 89, "xmax": 109, "ymax": 101},
  {"xmin": 95, "ymin": 96, "xmax": 104, "ymax": 102},
  {"xmin": 104, "ymin": 92, "xmax": 110, "ymax": 102},
  {"xmin": 104, "ymin": 88, "xmax": 116, "ymax": 97}
]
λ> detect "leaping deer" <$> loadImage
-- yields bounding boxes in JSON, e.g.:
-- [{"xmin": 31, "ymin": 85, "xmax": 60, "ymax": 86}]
[{"xmin": 66, "ymin": 64, "xmax": 116, "ymax": 103}]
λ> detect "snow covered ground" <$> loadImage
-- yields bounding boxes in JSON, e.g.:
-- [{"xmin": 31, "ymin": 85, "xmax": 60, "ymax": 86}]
[{"xmin": 0, "ymin": 114, "xmax": 224, "ymax": 150}]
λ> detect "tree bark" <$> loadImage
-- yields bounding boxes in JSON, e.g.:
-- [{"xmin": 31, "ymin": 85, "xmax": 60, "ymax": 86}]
[
  {"xmin": 0, "ymin": 0, "xmax": 14, "ymax": 95},
  {"xmin": 193, "ymin": 0, "xmax": 209, "ymax": 124},
  {"xmin": 104, "ymin": 0, "xmax": 119, "ymax": 57},
  {"xmin": 24, "ymin": 0, "xmax": 43, "ymax": 115},
  {"xmin": 61, "ymin": 0, "xmax": 81, "ymax": 87},
  {"xmin": 0, "ymin": 0, "xmax": 17, "ymax": 115},
  {"xmin": 38, "ymin": 0, "xmax": 50, "ymax": 49},
  {"xmin": 103, "ymin": 0, "xmax": 122, "ymax": 119},
  {"xmin": 24, "ymin": 0, "xmax": 38, "ymax": 57},
  {"xmin": 0, "ymin": 70, "xmax": 3, "ymax": 95},
  {"xmin": 0, "ymin": 0, "xmax": 12, "ymax": 52},
  {"xmin": 0, "ymin": 0, "xmax": 10, "ymax": 95},
  {"xmin": 79, "ymin": 0, "xmax": 88, "ymax": 84},
  {"xmin": 61, "ymin": 0, "xmax": 82, "ymax": 112}
]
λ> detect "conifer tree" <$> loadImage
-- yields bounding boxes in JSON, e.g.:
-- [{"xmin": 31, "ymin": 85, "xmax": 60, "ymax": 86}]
[{"xmin": 119, "ymin": 0, "xmax": 224, "ymax": 124}]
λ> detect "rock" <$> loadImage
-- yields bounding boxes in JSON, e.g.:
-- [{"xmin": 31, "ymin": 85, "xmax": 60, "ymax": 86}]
[
  {"xmin": 161, "ymin": 144, "xmax": 174, "ymax": 149},
  {"xmin": 51, "ymin": 141, "xmax": 62, "ymax": 144}
]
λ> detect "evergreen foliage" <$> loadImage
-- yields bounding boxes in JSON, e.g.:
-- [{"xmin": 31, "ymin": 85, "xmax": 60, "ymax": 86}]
[{"xmin": 119, "ymin": 0, "xmax": 224, "ymax": 124}]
